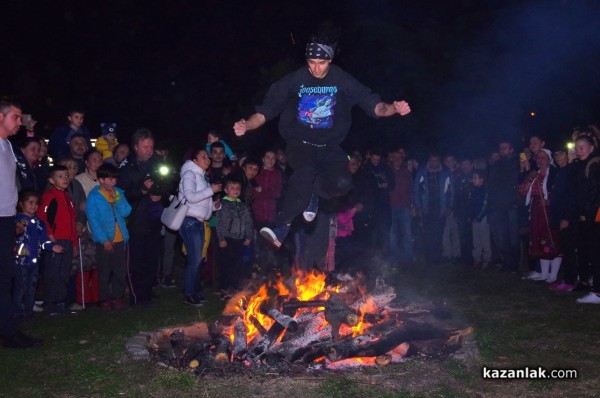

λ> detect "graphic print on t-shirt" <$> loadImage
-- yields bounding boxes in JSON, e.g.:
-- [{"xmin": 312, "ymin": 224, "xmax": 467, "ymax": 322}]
[{"xmin": 297, "ymin": 85, "xmax": 337, "ymax": 129}]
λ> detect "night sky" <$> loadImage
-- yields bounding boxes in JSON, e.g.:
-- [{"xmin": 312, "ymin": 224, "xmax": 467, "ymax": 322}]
[{"xmin": 3, "ymin": 0, "xmax": 600, "ymax": 160}]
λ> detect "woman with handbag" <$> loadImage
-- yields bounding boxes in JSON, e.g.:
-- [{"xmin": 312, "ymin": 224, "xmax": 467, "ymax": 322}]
[
  {"xmin": 178, "ymin": 149, "xmax": 222, "ymax": 306},
  {"xmin": 525, "ymin": 149, "xmax": 561, "ymax": 282}
]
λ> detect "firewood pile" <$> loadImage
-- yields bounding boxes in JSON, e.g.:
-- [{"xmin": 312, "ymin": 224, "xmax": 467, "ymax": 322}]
[{"xmin": 147, "ymin": 270, "xmax": 472, "ymax": 373}]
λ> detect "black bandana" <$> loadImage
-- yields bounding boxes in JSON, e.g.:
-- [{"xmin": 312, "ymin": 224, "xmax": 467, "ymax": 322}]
[{"xmin": 305, "ymin": 42, "xmax": 334, "ymax": 60}]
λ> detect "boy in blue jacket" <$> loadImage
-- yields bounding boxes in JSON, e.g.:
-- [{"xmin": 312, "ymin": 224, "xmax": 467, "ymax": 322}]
[{"xmin": 86, "ymin": 164, "xmax": 132, "ymax": 311}]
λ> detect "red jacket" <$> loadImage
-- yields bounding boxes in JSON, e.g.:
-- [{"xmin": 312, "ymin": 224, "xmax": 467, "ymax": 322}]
[
  {"xmin": 37, "ymin": 186, "xmax": 78, "ymax": 247},
  {"xmin": 252, "ymin": 167, "xmax": 282, "ymax": 223}
]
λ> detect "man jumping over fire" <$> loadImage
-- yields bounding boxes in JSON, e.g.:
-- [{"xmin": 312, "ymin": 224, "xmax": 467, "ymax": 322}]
[{"xmin": 233, "ymin": 33, "xmax": 411, "ymax": 249}]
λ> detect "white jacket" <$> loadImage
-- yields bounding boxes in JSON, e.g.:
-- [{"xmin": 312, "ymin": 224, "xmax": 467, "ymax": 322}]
[{"xmin": 178, "ymin": 160, "xmax": 217, "ymax": 221}]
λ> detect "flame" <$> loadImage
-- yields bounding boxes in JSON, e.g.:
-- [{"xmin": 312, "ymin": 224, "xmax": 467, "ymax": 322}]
[
  {"xmin": 242, "ymin": 284, "xmax": 274, "ymax": 342},
  {"xmin": 231, "ymin": 269, "xmax": 369, "ymax": 345},
  {"xmin": 351, "ymin": 307, "xmax": 366, "ymax": 337},
  {"xmin": 294, "ymin": 269, "xmax": 327, "ymax": 301}
]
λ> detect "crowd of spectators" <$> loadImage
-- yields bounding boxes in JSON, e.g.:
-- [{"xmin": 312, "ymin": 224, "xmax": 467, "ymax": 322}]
[{"xmin": 3, "ymin": 99, "xmax": 600, "ymax": 348}]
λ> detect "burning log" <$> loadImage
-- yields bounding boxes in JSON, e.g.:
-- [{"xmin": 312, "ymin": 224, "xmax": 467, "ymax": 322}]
[
  {"xmin": 350, "ymin": 286, "xmax": 396, "ymax": 312},
  {"xmin": 325, "ymin": 322, "xmax": 448, "ymax": 362},
  {"xmin": 249, "ymin": 304, "xmax": 297, "ymax": 359},
  {"xmin": 214, "ymin": 337, "xmax": 232, "ymax": 363},
  {"xmin": 282, "ymin": 299, "xmax": 327, "ymax": 312},
  {"xmin": 249, "ymin": 315, "xmax": 268, "ymax": 337},
  {"xmin": 260, "ymin": 305, "xmax": 299, "ymax": 333},
  {"xmin": 265, "ymin": 323, "xmax": 332, "ymax": 362},
  {"xmin": 325, "ymin": 295, "xmax": 359, "ymax": 340},
  {"xmin": 232, "ymin": 320, "xmax": 248, "ymax": 359}
]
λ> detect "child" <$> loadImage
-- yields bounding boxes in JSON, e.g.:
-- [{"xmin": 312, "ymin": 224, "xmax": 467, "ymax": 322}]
[
  {"xmin": 205, "ymin": 130, "xmax": 236, "ymax": 161},
  {"xmin": 469, "ymin": 170, "xmax": 491, "ymax": 269},
  {"xmin": 14, "ymin": 190, "xmax": 64, "ymax": 317},
  {"xmin": 86, "ymin": 163, "xmax": 132, "ymax": 311},
  {"xmin": 216, "ymin": 178, "xmax": 253, "ymax": 294},
  {"xmin": 37, "ymin": 165, "xmax": 78, "ymax": 314},
  {"xmin": 95, "ymin": 123, "xmax": 118, "ymax": 160},
  {"xmin": 229, "ymin": 157, "xmax": 260, "ymax": 206}
]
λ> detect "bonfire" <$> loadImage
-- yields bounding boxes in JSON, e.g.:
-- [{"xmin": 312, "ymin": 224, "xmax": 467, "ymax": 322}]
[{"xmin": 138, "ymin": 269, "xmax": 471, "ymax": 372}]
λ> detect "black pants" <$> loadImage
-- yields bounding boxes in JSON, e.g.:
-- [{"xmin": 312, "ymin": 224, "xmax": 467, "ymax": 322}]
[
  {"xmin": 128, "ymin": 228, "xmax": 161, "ymax": 304},
  {"xmin": 0, "ymin": 216, "xmax": 17, "ymax": 338},
  {"xmin": 43, "ymin": 239, "xmax": 74, "ymax": 305},
  {"xmin": 578, "ymin": 221, "xmax": 600, "ymax": 291},
  {"xmin": 218, "ymin": 238, "xmax": 246, "ymax": 290},
  {"xmin": 96, "ymin": 241, "xmax": 127, "ymax": 301},
  {"xmin": 457, "ymin": 215, "xmax": 473, "ymax": 266},
  {"xmin": 422, "ymin": 214, "xmax": 445, "ymax": 264},
  {"xmin": 278, "ymin": 142, "xmax": 352, "ymax": 225}
]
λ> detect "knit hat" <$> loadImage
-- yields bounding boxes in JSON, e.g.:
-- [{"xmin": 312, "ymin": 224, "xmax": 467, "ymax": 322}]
[{"xmin": 100, "ymin": 122, "xmax": 117, "ymax": 137}]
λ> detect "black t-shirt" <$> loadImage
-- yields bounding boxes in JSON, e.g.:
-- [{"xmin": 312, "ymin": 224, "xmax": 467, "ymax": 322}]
[{"xmin": 256, "ymin": 65, "xmax": 381, "ymax": 145}]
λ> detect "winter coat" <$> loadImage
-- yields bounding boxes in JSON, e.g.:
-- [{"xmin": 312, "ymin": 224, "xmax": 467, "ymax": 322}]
[
  {"xmin": 252, "ymin": 167, "xmax": 282, "ymax": 223},
  {"xmin": 216, "ymin": 196, "xmax": 253, "ymax": 241},
  {"xmin": 15, "ymin": 213, "xmax": 55, "ymax": 266},
  {"xmin": 413, "ymin": 167, "xmax": 453, "ymax": 217},
  {"xmin": 86, "ymin": 186, "xmax": 132, "ymax": 243},
  {"xmin": 118, "ymin": 154, "xmax": 165, "ymax": 235},
  {"xmin": 178, "ymin": 160, "xmax": 217, "ymax": 221},
  {"xmin": 37, "ymin": 186, "xmax": 77, "ymax": 247}
]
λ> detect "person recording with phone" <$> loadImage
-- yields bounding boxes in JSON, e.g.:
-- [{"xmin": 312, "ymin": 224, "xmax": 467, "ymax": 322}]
[{"xmin": 117, "ymin": 128, "xmax": 166, "ymax": 307}]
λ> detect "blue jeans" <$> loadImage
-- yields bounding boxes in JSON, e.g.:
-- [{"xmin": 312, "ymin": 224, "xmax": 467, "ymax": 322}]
[
  {"xmin": 179, "ymin": 217, "xmax": 205, "ymax": 297},
  {"xmin": 13, "ymin": 263, "xmax": 38, "ymax": 315},
  {"xmin": 389, "ymin": 208, "xmax": 413, "ymax": 263}
]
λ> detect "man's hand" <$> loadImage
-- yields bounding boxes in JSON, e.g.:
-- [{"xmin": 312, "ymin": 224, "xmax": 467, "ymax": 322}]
[
  {"xmin": 393, "ymin": 100, "xmax": 411, "ymax": 116},
  {"xmin": 219, "ymin": 240, "xmax": 227, "ymax": 248},
  {"xmin": 16, "ymin": 222, "xmax": 24, "ymax": 236},
  {"xmin": 233, "ymin": 113, "xmax": 266, "ymax": 136},
  {"xmin": 103, "ymin": 241, "xmax": 114, "ymax": 252},
  {"xmin": 149, "ymin": 194, "xmax": 162, "ymax": 202},
  {"xmin": 233, "ymin": 119, "xmax": 247, "ymax": 136},
  {"xmin": 243, "ymin": 239, "xmax": 251, "ymax": 246},
  {"xmin": 52, "ymin": 244, "xmax": 65, "ymax": 254}
]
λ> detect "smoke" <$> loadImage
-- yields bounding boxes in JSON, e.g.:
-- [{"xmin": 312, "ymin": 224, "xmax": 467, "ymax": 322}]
[{"xmin": 434, "ymin": 1, "xmax": 600, "ymax": 155}]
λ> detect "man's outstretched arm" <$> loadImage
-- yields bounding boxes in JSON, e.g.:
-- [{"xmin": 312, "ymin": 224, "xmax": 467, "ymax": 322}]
[
  {"xmin": 374, "ymin": 100, "xmax": 411, "ymax": 118},
  {"xmin": 233, "ymin": 113, "xmax": 267, "ymax": 136}
]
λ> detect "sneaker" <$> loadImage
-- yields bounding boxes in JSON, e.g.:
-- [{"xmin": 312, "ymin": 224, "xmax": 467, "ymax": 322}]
[
  {"xmin": 260, "ymin": 225, "xmax": 290, "ymax": 249},
  {"xmin": 576, "ymin": 292, "xmax": 600, "ymax": 304},
  {"xmin": 523, "ymin": 272, "xmax": 543, "ymax": 280},
  {"xmin": 32, "ymin": 304, "xmax": 44, "ymax": 313},
  {"xmin": 302, "ymin": 193, "xmax": 319, "ymax": 222},
  {"xmin": 48, "ymin": 303, "xmax": 68, "ymax": 315},
  {"xmin": 111, "ymin": 299, "xmax": 128, "ymax": 312},
  {"xmin": 551, "ymin": 281, "xmax": 576, "ymax": 291},
  {"xmin": 0, "ymin": 331, "xmax": 43, "ymax": 348},
  {"xmin": 336, "ymin": 273, "xmax": 354, "ymax": 281},
  {"xmin": 184, "ymin": 295, "xmax": 204, "ymax": 307},
  {"xmin": 69, "ymin": 303, "xmax": 85, "ymax": 311},
  {"xmin": 193, "ymin": 293, "xmax": 207, "ymax": 303},
  {"xmin": 159, "ymin": 277, "xmax": 177, "ymax": 288}
]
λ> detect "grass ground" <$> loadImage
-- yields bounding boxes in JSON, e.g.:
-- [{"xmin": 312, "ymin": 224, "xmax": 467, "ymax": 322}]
[{"xmin": 1, "ymin": 263, "xmax": 599, "ymax": 398}]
